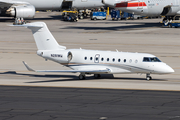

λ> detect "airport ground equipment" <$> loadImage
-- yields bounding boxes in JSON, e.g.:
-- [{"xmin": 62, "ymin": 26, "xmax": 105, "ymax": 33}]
[
  {"xmin": 91, "ymin": 12, "xmax": 106, "ymax": 20},
  {"xmin": 111, "ymin": 10, "xmax": 121, "ymax": 20},
  {"xmin": 62, "ymin": 11, "xmax": 78, "ymax": 22},
  {"xmin": 164, "ymin": 22, "xmax": 180, "ymax": 28},
  {"xmin": 121, "ymin": 12, "xmax": 134, "ymax": 20}
]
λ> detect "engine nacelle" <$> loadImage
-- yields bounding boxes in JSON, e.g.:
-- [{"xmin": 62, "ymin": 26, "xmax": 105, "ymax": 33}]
[
  {"xmin": 37, "ymin": 50, "xmax": 73, "ymax": 64},
  {"xmin": 9, "ymin": 5, "xmax": 35, "ymax": 19}
]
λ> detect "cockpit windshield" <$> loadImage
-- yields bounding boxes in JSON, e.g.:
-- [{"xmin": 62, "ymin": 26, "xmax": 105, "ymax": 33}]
[{"xmin": 143, "ymin": 57, "xmax": 161, "ymax": 62}]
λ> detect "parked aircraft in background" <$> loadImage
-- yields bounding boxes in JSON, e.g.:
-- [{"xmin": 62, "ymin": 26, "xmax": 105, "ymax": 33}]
[
  {"xmin": 102, "ymin": 0, "xmax": 180, "ymax": 22},
  {"xmin": 12, "ymin": 22, "xmax": 174, "ymax": 80},
  {"xmin": 0, "ymin": 0, "xmax": 103, "ymax": 19}
]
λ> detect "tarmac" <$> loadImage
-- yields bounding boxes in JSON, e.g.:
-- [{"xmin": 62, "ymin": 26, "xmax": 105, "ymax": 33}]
[
  {"xmin": 0, "ymin": 12, "xmax": 180, "ymax": 120},
  {"xmin": 0, "ymin": 12, "xmax": 180, "ymax": 91},
  {"xmin": 0, "ymin": 86, "xmax": 180, "ymax": 120}
]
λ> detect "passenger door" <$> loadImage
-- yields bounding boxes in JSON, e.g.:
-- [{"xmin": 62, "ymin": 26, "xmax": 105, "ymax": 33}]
[
  {"xmin": 94, "ymin": 54, "xmax": 100, "ymax": 63},
  {"xmin": 138, "ymin": 0, "xmax": 143, "ymax": 9}
]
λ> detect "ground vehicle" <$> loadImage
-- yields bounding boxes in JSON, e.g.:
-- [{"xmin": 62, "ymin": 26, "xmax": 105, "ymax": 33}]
[
  {"xmin": 111, "ymin": 10, "xmax": 120, "ymax": 20},
  {"xmin": 62, "ymin": 11, "xmax": 78, "ymax": 22},
  {"xmin": 164, "ymin": 22, "xmax": 180, "ymax": 28},
  {"xmin": 91, "ymin": 12, "xmax": 106, "ymax": 20}
]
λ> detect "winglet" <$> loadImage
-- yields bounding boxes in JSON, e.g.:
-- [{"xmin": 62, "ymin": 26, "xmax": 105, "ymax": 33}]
[{"xmin": 22, "ymin": 61, "xmax": 35, "ymax": 72}]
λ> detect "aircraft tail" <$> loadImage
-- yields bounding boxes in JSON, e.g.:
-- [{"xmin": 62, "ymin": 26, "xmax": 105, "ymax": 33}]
[{"xmin": 12, "ymin": 22, "xmax": 66, "ymax": 50}]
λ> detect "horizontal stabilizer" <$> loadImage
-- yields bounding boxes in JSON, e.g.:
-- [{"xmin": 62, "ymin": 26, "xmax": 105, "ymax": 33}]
[
  {"xmin": 22, "ymin": 61, "xmax": 35, "ymax": 72},
  {"xmin": 22, "ymin": 61, "xmax": 111, "ymax": 74}
]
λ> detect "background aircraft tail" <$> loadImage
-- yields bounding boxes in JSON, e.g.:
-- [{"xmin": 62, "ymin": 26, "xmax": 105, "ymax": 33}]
[{"xmin": 13, "ymin": 22, "xmax": 66, "ymax": 50}]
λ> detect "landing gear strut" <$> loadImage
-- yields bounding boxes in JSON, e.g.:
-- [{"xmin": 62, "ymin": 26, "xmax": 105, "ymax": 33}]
[
  {"xmin": 79, "ymin": 73, "xmax": 85, "ymax": 80},
  {"xmin": 146, "ymin": 73, "xmax": 152, "ymax": 81},
  {"xmin": 94, "ymin": 74, "xmax": 101, "ymax": 79}
]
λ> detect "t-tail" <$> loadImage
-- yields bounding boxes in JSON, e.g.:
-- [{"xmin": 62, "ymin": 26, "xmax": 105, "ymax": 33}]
[{"xmin": 12, "ymin": 22, "xmax": 66, "ymax": 50}]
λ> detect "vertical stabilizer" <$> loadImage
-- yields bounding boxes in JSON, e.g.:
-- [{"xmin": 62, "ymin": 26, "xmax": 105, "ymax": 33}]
[{"xmin": 13, "ymin": 22, "xmax": 66, "ymax": 50}]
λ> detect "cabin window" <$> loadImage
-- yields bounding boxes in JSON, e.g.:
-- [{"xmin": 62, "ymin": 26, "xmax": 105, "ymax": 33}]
[
  {"xmin": 129, "ymin": 59, "xmax": 132, "ymax": 63},
  {"xmin": 118, "ymin": 59, "xmax": 121, "ymax": 62},
  {"xmin": 84, "ymin": 57, "xmax": 87, "ymax": 60},
  {"xmin": 112, "ymin": 58, "xmax": 115, "ymax": 62},
  {"xmin": 90, "ymin": 57, "xmax": 93, "ymax": 60},
  {"xmin": 135, "ymin": 60, "xmax": 138, "ymax": 63},
  {"xmin": 101, "ymin": 58, "xmax": 104, "ymax": 61},
  {"xmin": 107, "ymin": 58, "xmax": 109, "ymax": 62},
  {"xmin": 124, "ymin": 59, "xmax": 126, "ymax": 63}
]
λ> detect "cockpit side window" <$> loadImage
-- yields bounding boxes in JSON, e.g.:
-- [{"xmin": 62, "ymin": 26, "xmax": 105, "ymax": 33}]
[
  {"xmin": 150, "ymin": 57, "xmax": 161, "ymax": 62},
  {"xmin": 143, "ymin": 57, "xmax": 161, "ymax": 62},
  {"xmin": 143, "ymin": 57, "xmax": 150, "ymax": 62}
]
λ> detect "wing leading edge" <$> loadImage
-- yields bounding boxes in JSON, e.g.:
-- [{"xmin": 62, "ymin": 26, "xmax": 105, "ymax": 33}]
[
  {"xmin": 0, "ymin": 1, "xmax": 29, "ymax": 7},
  {"xmin": 22, "ymin": 61, "xmax": 111, "ymax": 74}
]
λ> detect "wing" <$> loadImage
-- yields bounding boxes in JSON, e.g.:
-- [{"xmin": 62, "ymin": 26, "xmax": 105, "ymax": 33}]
[
  {"xmin": 0, "ymin": 0, "xmax": 29, "ymax": 8},
  {"xmin": 23, "ymin": 61, "xmax": 111, "ymax": 74}
]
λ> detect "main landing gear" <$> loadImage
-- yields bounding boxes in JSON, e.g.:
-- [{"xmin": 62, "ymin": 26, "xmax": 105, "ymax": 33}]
[
  {"xmin": 94, "ymin": 74, "xmax": 101, "ymax": 79},
  {"xmin": 146, "ymin": 73, "xmax": 152, "ymax": 81},
  {"xmin": 78, "ymin": 73, "xmax": 101, "ymax": 80},
  {"xmin": 79, "ymin": 73, "xmax": 85, "ymax": 80}
]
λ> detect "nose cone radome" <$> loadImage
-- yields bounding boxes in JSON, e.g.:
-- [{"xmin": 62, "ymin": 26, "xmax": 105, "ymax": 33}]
[
  {"xmin": 158, "ymin": 64, "xmax": 174, "ymax": 74},
  {"xmin": 166, "ymin": 66, "xmax": 175, "ymax": 74}
]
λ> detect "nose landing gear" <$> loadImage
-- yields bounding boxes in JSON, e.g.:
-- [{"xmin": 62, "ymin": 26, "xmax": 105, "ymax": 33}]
[{"xmin": 146, "ymin": 73, "xmax": 152, "ymax": 81}]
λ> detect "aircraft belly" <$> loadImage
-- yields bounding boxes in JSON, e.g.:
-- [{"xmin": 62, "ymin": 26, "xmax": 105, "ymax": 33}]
[
  {"xmin": 72, "ymin": 0, "xmax": 103, "ymax": 9},
  {"xmin": 68, "ymin": 64, "xmax": 145, "ymax": 74},
  {"xmin": 13, "ymin": 0, "xmax": 62, "ymax": 10},
  {"xmin": 115, "ymin": 7, "xmax": 148, "ymax": 15}
]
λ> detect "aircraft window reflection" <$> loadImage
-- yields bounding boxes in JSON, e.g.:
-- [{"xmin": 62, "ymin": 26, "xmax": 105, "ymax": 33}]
[
  {"xmin": 129, "ymin": 59, "xmax": 132, "ymax": 63},
  {"xmin": 143, "ymin": 57, "xmax": 150, "ymax": 62},
  {"xmin": 150, "ymin": 57, "xmax": 161, "ymax": 62},
  {"xmin": 143, "ymin": 57, "xmax": 161, "ymax": 62}
]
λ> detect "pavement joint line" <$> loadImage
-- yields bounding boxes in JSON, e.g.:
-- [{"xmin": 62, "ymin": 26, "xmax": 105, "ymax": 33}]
[{"xmin": 0, "ymin": 85, "xmax": 180, "ymax": 92}]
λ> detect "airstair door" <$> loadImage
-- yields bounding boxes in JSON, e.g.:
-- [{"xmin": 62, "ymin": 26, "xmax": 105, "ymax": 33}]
[{"xmin": 94, "ymin": 54, "xmax": 100, "ymax": 63}]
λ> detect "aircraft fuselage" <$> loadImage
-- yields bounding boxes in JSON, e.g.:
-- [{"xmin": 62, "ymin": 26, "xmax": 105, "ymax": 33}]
[
  {"xmin": 104, "ymin": 0, "xmax": 180, "ymax": 16},
  {"xmin": 37, "ymin": 49, "xmax": 174, "ymax": 74}
]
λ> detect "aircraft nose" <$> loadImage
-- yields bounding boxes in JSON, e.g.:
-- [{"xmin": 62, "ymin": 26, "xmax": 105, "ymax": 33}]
[
  {"xmin": 167, "ymin": 66, "xmax": 174, "ymax": 73},
  {"xmin": 162, "ymin": 64, "xmax": 174, "ymax": 74}
]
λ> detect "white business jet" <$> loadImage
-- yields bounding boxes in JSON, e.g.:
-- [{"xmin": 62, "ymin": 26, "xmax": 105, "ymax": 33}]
[{"xmin": 13, "ymin": 22, "xmax": 174, "ymax": 80}]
